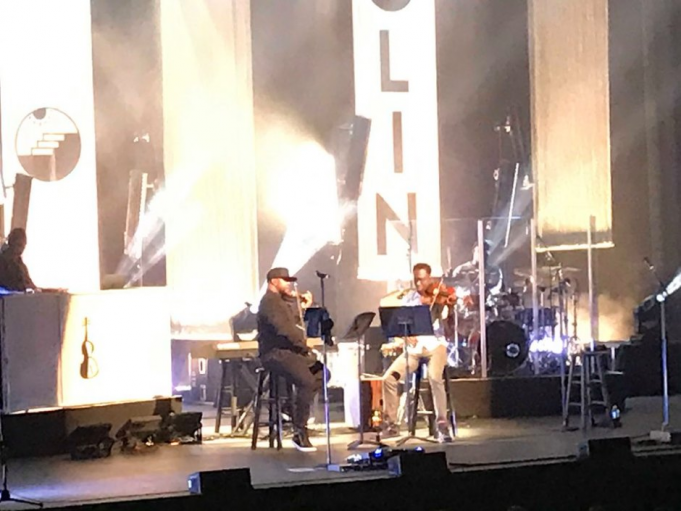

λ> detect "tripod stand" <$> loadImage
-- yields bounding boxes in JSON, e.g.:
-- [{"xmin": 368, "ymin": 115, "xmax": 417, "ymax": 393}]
[
  {"xmin": 379, "ymin": 305, "xmax": 437, "ymax": 446},
  {"xmin": 344, "ymin": 312, "xmax": 380, "ymax": 450}
]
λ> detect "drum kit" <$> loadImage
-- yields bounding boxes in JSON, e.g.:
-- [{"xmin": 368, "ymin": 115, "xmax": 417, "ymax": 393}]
[{"xmin": 444, "ymin": 264, "xmax": 581, "ymax": 377}]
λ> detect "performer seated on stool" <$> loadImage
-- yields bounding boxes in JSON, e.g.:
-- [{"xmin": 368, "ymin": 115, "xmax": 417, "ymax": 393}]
[
  {"xmin": 257, "ymin": 267, "xmax": 323, "ymax": 453},
  {"xmin": 380, "ymin": 263, "xmax": 453, "ymax": 443},
  {"xmin": 0, "ymin": 228, "xmax": 38, "ymax": 292}
]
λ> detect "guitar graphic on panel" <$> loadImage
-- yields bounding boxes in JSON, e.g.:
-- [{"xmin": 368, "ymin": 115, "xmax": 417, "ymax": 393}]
[{"xmin": 80, "ymin": 317, "xmax": 99, "ymax": 379}]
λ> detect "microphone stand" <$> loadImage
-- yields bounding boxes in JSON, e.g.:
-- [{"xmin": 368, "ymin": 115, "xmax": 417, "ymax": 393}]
[
  {"xmin": 314, "ymin": 272, "xmax": 336, "ymax": 469},
  {"xmin": 644, "ymin": 260, "xmax": 672, "ymax": 436}
]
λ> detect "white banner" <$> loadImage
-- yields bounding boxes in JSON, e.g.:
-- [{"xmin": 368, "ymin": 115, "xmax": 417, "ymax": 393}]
[
  {"xmin": 0, "ymin": 0, "xmax": 100, "ymax": 291},
  {"xmin": 352, "ymin": 0, "xmax": 441, "ymax": 280}
]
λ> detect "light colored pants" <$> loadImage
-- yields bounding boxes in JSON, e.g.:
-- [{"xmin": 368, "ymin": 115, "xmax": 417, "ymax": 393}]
[{"xmin": 382, "ymin": 344, "xmax": 448, "ymax": 425}]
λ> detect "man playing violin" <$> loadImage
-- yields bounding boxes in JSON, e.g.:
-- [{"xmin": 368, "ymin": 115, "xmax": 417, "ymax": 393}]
[
  {"xmin": 257, "ymin": 267, "xmax": 322, "ymax": 452},
  {"xmin": 380, "ymin": 263, "xmax": 453, "ymax": 443}
]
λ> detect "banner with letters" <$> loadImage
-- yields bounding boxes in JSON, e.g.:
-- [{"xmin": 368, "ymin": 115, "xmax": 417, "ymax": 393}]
[
  {"xmin": 0, "ymin": 0, "xmax": 100, "ymax": 291},
  {"xmin": 352, "ymin": 0, "xmax": 442, "ymax": 281}
]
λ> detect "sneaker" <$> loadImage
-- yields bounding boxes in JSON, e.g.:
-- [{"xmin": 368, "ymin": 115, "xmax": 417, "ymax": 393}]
[
  {"xmin": 292, "ymin": 432, "xmax": 317, "ymax": 452},
  {"xmin": 380, "ymin": 423, "xmax": 400, "ymax": 439},
  {"xmin": 435, "ymin": 422, "xmax": 453, "ymax": 444}
]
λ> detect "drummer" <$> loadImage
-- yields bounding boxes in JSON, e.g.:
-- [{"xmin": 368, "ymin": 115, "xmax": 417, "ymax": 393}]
[{"xmin": 448, "ymin": 241, "xmax": 503, "ymax": 297}]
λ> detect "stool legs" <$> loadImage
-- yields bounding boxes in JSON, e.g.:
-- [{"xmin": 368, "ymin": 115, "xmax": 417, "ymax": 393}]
[
  {"xmin": 215, "ymin": 360, "xmax": 229, "ymax": 434},
  {"xmin": 251, "ymin": 370, "xmax": 267, "ymax": 450},
  {"xmin": 406, "ymin": 364, "xmax": 458, "ymax": 437},
  {"xmin": 409, "ymin": 370, "xmax": 421, "ymax": 435},
  {"xmin": 444, "ymin": 367, "xmax": 457, "ymax": 436},
  {"xmin": 252, "ymin": 370, "xmax": 286, "ymax": 451},
  {"xmin": 563, "ymin": 352, "xmax": 614, "ymax": 431},
  {"xmin": 269, "ymin": 376, "xmax": 283, "ymax": 450}
]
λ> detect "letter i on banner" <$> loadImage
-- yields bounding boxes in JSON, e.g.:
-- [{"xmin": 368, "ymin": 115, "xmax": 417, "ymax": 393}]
[
  {"xmin": 352, "ymin": 0, "xmax": 442, "ymax": 281},
  {"xmin": 0, "ymin": 0, "xmax": 100, "ymax": 291}
]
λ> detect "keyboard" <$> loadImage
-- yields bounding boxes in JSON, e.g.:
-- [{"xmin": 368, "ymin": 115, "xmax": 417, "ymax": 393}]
[{"xmin": 215, "ymin": 338, "xmax": 324, "ymax": 360}]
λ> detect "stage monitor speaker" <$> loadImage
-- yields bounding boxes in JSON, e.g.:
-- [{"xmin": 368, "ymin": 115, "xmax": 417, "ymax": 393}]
[
  {"xmin": 388, "ymin": 451, "xmax": 448, "ymax": 479},
  {"xmin": 578, "ymin": 437, "xmax": 633, "ymax": 462},
  {"xmin": 188, "ymin": 468, "xmax": 252, "ymax": 496},
  {"xmin": 342, "ymin": 116, "xmax": 371, "ymax": 202}
]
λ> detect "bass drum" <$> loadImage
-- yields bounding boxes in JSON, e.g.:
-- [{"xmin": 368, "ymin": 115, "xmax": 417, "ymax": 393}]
[{"xmin": 486, "ymin": 320, "xmax": 529, "ymax": 376}]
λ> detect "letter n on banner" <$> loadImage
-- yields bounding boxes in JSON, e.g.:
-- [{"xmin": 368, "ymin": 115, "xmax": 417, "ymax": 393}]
[
  {"xmin": 0, "ymin": 0, "xmax": 100, "ymax": 290},
  {"xmin": 352, "ymin": 0, "xmax": 441, "ymax": 281}
]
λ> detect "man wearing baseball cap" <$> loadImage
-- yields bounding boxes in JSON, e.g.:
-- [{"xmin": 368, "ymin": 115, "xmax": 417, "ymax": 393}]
[{"xmin": 256, "ymin": 267, "xmax": 322, "ymax": 452}]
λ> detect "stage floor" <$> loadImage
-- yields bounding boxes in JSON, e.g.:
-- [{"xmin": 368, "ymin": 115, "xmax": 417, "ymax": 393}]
[{"xmin": 4, "ymin": 395, "xmax": 681, "ymax": 509}]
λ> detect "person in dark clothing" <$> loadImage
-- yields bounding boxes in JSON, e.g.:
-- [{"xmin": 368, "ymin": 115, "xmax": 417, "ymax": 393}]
[
  {"xmin": 0, "ymin": 228, "xmax": 37, "ymax": 292},
  {"xmin": 257, "ymin": 267, "xmax": 322, "ymax": 452}
]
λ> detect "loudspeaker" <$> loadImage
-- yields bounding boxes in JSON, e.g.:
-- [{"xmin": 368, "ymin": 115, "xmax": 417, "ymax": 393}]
[
  {"xmin": 188, "ymin": 468, "xmax": 252, "ymax": 496},
  {"xmin": 578, "ymin": 437, "xmax": 633, "ymax": 462},
  {"xmin": 388, "ymin": 451, "xmax": 449, "ymax": 479}
]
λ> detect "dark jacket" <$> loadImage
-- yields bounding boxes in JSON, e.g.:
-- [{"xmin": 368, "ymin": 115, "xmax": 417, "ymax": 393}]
[
  {"xmin": 257, "ymin": 289, "xmax": 307, "ymax": 357},
  {"xmin": 0, "ymin": 247, "xmax": 35, "ymax": 291}
]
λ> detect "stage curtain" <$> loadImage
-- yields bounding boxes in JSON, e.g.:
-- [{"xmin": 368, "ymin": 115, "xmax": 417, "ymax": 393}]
[
  {"xmin": 529, "ymin": 0, "xmax": 613, "ymax": 250},
  {"xmin": 161, "ymin": 0, "xmax": 258, "ymax": 339}
]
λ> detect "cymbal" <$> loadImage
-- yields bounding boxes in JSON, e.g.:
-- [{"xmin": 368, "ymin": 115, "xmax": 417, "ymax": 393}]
[
  {"xmin": 512, "ymin": 279, "xmax": 552, "ymax": 290},
  {"xmin": 513, "ymin": 266, "xmax": 580, "ymax": 279}
]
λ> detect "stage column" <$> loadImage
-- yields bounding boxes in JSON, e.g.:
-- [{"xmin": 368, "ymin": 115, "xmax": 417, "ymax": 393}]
[{"xmin": 161, "ymin": 0, "xmax": 259, "ymax": 338}]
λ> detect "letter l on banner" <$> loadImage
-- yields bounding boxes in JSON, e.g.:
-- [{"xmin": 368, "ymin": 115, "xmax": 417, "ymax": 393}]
[{"xmin": 352, "ymin": 0, "xmax": 441, "ymax": 281}]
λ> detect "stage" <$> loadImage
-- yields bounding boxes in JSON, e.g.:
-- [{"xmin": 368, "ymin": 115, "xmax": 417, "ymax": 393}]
[{"xmin": 3, "ymin": 395, "xmax": 680, "ymax": 510}]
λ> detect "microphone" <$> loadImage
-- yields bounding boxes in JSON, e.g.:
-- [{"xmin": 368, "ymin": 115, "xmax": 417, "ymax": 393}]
[
  {"xmin": 644, "ymin": 257, "xmax": 654, "ymax": 271},
  {"xmin": 316, "ymin": 270, "xmax": 329, "ymax": 279}
]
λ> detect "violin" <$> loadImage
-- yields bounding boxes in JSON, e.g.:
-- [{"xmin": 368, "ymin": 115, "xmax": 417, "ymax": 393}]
[
  {"xmin": 419, "ymin": 281, "xmax": 457, "ymax": 306},
  {"xmin": 284, "ymin": 289, "xmax": 312, "ymax": 306}
]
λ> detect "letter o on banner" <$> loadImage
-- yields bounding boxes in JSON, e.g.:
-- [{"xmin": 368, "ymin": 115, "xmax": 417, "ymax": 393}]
[{"xmin": 372, "ymin": 0, "xmax": 411, "ymax": 12}]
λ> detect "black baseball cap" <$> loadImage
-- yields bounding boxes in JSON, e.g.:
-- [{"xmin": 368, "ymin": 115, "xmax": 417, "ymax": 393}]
[{"xmin": 266, "ymin": 267, "xmax": 297, "ymax": 282}]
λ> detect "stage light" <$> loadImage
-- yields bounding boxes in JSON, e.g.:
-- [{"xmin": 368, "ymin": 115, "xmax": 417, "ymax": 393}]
[
  {"xmin": 263, "ymin": 141, "xmax": 353, "ymax": 295},
  {"xmin": 66, "ymin": 423, "xmax": 114, "ymax": 460},
  {"xmin": 116, "ymin": 415, "xmax": 163, "ymax": 450},
  {"xmin": 167, "ymin": 412, "xmax": 203, "ymax": 444},
  {"xmin": 656, "ymin": 268, "xmax": 681, "ymax": 302}
]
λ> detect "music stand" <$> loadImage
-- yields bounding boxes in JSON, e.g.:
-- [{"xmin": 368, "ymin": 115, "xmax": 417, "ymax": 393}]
[
  {"xmin": 379, "ymin": 306, "xmax": 437, "ymax": 446},
  {"xmin": 343, "ymin": 312, "xmax": 380, "ymax": 450}
]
